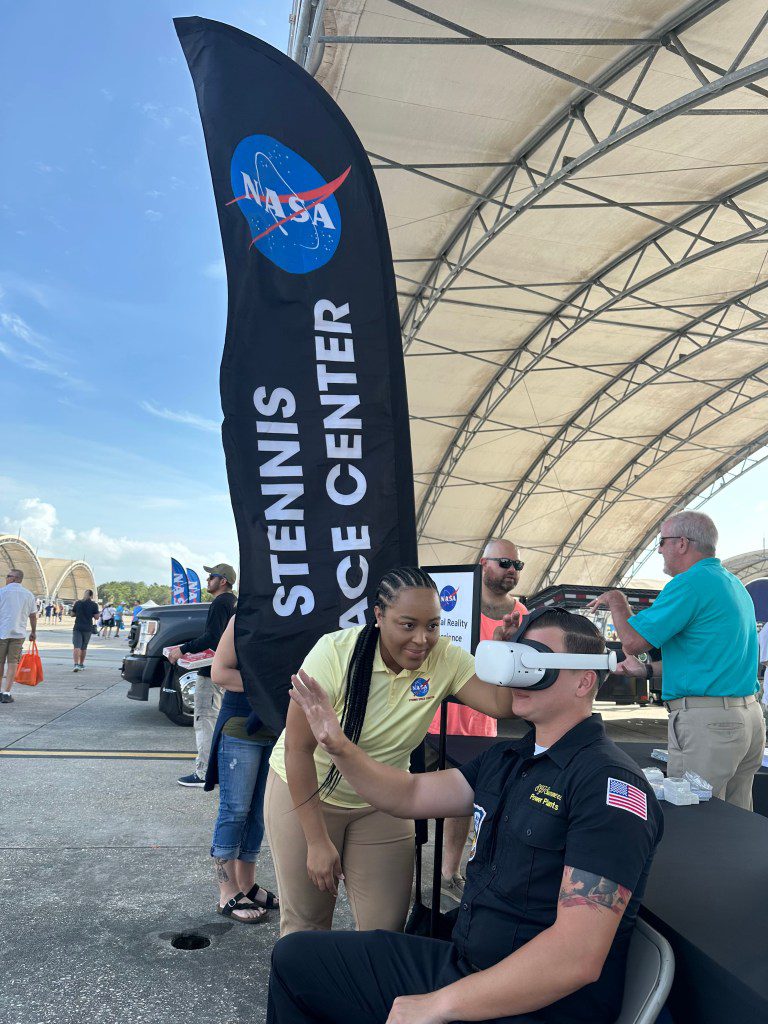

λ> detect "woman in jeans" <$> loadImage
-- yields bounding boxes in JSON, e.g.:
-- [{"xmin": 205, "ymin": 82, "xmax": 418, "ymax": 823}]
[{"xmin": 207, "ymin": 617, "xmax": 279, "ymax": 923}]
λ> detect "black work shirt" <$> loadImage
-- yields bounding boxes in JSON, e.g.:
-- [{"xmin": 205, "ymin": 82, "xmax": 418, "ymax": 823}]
[
  {"xmin": 455, "ymin": 715, "xmax": 663, "ymax": 1024},
  {"xmin": 179, "ymin": 591, "xmax": 236, "ymax": 677}
]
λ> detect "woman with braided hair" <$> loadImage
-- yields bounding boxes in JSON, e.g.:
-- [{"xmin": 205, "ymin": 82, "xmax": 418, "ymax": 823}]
[{"xmin": 264, "ymin": 566, "xmax": 519, "ymax": 936}]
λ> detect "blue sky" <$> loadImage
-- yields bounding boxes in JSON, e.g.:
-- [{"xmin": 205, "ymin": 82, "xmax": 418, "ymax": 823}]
[
  {"xmin": 1, "ymin": 1, "xmax": 766, "ymax": 588},
  {"xmin": 0, "ymin": 1, "xmax": 291, "ymax": 583}
]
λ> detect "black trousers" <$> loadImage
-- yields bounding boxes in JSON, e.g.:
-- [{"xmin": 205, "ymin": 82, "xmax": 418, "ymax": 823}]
[{"xmin": 266, "ymin": 929, "xmax": 542, "ymax": 1024}]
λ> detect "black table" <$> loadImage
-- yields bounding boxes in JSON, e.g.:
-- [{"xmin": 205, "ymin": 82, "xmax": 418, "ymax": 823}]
[{"xmin": 425, "ymin": 734, "xmax": 768, "ymax": 1024}]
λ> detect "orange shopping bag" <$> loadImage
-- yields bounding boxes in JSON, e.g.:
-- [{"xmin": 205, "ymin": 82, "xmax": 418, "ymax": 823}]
[{"xmin": 14, "ymin": 641, "xmax": 44, "ymax": 686}]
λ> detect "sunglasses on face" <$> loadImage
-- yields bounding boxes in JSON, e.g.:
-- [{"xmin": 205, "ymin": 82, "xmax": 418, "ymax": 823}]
[
  {"xmin": 657, "ymin": 536, "xmax": 686, "ymax": 548},
  {"xmin": 207, "ymin": 573, "xmax": 223, "ymax": 581},
  {"xmin": 486, "ymin": 557, "xmax": 525, "ymax": 571}
]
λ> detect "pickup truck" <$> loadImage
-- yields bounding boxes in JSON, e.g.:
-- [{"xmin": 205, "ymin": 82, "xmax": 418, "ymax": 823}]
[{"xmin": 122, "ymin": 603, "xmax": 210, "ymax": 726}]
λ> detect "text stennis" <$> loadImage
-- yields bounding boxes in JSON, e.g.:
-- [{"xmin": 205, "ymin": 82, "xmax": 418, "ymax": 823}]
[{"xmin": 254, "ymin": 299, "xmax": 372, "ymax": 627}]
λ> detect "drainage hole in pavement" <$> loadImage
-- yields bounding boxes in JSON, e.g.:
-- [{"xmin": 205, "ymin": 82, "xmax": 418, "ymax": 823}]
[{"xmin": 170, "ymin": 933, "xmax": 211, "ymax": 951}]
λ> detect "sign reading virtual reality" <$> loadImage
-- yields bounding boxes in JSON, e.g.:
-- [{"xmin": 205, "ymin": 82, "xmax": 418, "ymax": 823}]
[
  {"xmin": 422, "ymin": 564, "xmax": 481, "ymax": 653},
  {"xmin": 177, "ymin": 18, "xmax": 417, "ymax": 733}
]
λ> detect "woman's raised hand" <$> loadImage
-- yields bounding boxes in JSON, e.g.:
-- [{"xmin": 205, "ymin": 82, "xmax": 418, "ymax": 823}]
[{"xmin": 289, "ymin": 670, "xmax": 347, "ymax": 756}]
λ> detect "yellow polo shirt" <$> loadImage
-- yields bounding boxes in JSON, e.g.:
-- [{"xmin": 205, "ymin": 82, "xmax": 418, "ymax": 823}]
[{"xmin": 269, "ymin": 626, "xmax": 476, "ymax": 808}]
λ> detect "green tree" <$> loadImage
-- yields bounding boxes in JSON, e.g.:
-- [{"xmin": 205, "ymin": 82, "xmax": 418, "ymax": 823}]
[{"xmin": 97, "ymin": 581, "xmax": 171, "ymax": 605}]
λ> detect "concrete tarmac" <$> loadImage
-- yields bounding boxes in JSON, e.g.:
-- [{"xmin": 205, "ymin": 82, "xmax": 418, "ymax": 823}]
[{"xmin": 1, "ymin": 625, "xmax": 668, "ymax": 1024}]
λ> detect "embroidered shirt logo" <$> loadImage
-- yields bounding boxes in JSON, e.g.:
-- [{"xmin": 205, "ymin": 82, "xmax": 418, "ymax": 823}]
[{"xmin": 469, "ymin": 803, "xmax": 487, "ymax": 861}]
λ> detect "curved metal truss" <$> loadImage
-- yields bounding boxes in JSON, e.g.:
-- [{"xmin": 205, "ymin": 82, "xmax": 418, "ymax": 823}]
[
  {"xmin": 416, "ymin": 167, "xmax": 768, "ymax": 534},
  {"xmin": 376, "ymin": 0, "xmax": 768, "ymax": 535},
  {"xmin": 484, "ymin": 271, "xmax": 768, "ymax": 548},
  {"xmin": 47, "ymin": 560, "xmax": 97, "ymax": 601},
  {"xmin": 613, "ymin": 435, "xmax": 768, "ymax": 585},
  {"xmin": 0, "ymin": 535, "xmax": 47, "ymax": 597},
  {"xmin": 539, "ymin": 361, "xmax": 768, "ymax": 587},
  {"xmin": 722, "ymin": 550, "xmax": 768, "ymax": 582}
]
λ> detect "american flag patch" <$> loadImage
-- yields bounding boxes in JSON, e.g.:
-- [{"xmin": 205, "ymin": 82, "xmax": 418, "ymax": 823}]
[{"xmin": 606, "ymin": 778, "xmax": 647, "ymax": 820}]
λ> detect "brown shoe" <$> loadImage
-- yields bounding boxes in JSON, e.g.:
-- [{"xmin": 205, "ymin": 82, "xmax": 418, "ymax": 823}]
[{"xmin": 440, "ymin": 873, "xmax": 465, "ymax": 902}]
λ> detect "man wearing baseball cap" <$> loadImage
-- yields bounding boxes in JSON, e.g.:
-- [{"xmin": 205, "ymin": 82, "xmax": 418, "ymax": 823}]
[{"xmin": 167, "ymin": 562, "xmax": 237, "ymax": 787}]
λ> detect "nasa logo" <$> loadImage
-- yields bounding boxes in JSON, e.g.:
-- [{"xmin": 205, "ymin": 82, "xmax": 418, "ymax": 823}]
[
  {"xmin": 410, "ymin": 677, "xmax": 430, "ymax": 698},
  {"xmin": 228, "ymin": 134, "xmax": 350, "ymax": 274},
  {"xmin": 439, "ymin": 585, "xmax": 459, "ymax": 612}
]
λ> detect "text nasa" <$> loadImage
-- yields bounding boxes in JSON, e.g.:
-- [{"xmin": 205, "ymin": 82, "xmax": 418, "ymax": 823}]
[{"xmin": 255, "ymin": 300, "xmax": 370, "ymax": 627}]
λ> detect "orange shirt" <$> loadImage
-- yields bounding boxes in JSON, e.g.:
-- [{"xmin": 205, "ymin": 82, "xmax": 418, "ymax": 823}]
[{"xmin": 428, "ymin": 599, "xmax": 529, "ymax": 737}]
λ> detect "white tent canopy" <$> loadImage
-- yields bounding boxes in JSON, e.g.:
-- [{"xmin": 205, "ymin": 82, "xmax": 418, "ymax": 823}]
[{"xmin": 291, "ymin": 0, "xmax": 768, "ymax": 592}]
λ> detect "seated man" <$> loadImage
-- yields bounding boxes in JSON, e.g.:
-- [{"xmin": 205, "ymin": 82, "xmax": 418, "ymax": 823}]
[{"xmin": 268, "ymin": 610, "xmax": 663, "ymax": 1024}]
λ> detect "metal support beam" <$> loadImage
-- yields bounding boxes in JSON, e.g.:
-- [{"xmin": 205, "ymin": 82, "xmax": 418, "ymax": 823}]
[
  {"xmin": 539, "ymin": 363, "xmax": 768, "ymax": 588},
  {"xmin": 613, "ymin": 438, "xmax": 768, "ymax": 585},
  {"xmin": 483, "ymin": 276, "xmax": 768, "ymax": 551},
  {"xmin": 416, "ymin": 168, "xmax": 768, "ymax": 537}
]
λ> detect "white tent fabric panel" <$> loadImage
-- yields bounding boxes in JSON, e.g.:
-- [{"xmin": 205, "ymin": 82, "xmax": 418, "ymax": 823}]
[{"xmin": 292, "ymin": 0, "xmax": 768, "ymax": 591}]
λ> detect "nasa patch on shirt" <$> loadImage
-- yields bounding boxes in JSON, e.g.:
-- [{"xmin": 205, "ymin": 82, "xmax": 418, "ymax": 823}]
[{"xmin": 468, "ymin": 803, "xmax": 487, "ymax": 861}]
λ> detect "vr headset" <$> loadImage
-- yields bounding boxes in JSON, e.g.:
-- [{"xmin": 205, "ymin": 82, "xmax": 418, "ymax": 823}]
[{"xmin": 475, "ymin": 607, "xmax": 617, "ymax": 690}]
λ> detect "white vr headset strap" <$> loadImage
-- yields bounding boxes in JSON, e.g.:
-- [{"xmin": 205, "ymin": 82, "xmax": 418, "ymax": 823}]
[{"xmin": 475, "ymin": 641, "xmax": 618, "ymax": 687}]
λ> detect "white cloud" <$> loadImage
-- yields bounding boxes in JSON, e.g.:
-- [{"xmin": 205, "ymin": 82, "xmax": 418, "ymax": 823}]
[
  {"xmin": 4, "ymin": 498, "xmax": 234, "ymax": 583},
  {"xmin": 203, "ymin": 258, "xmax": 226, "ymax": 280},
  {"xmin": 0, "ymin": 339, "xmax": 90, "ymax": 390},
  {"xmin": 3, "ymin": 498, "xmax": 58, "ymax": 547},
  {"xmin": 144, "ymin": 209, "xmax": 162, "ymax": 222},
  {"xmin": 101, "ymin": 88, "xmax": 114, "ymax": 102},
  {"xmin": 140, "ymin": 400, "xmax": 219, "ymax": 434}
]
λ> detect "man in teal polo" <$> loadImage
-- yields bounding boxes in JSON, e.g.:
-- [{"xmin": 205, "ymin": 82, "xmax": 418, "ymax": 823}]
[{"xmin": 589, "ymin": 511, "xmax": 764, "ymax": 810}]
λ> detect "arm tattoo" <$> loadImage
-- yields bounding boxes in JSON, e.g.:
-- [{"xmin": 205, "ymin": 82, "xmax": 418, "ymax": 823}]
[
  {"xmin": 558, "ymin": 866, "xmax": 631, "ymax": 917},
  {"xmin": 214, "ymin": 857, "xmax": 230, "ymax": 883}
]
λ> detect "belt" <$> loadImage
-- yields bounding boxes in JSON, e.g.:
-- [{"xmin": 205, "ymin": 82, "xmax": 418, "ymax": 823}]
[{"xmin": 664, "ymin": 694, "xmax": 757, "ymax": 710}]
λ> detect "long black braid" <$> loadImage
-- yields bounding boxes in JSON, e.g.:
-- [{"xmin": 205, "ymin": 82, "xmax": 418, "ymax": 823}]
[{"xmin": 317, "ymin": 566, "xmax": 438, "ymax": 799}]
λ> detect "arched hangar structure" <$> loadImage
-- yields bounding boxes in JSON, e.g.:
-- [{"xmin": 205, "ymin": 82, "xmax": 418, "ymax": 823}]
[
  {"xmin": 0, "ymin": 536, "xmax": 47, "ymax": 597},
  {"xmin": 291, "ymin": 0, "xmax": 768, "ymax": 592},
  {"xmin": 38, "ymin": 558, "xmax": 97, "ymax": 601},
  {"xmin": 723, "ymin": 549, "xmax": 768, "ymax": 583}
]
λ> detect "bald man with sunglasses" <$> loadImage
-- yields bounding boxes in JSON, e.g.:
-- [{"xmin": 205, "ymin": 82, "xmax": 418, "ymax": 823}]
[{"xmin": 428, "ymin": 539, "xmax": 528, "ymax": 900}]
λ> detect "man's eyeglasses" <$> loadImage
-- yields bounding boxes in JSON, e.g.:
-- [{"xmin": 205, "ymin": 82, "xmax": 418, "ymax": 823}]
[
  {"xmin": 658, "ymin": 535, "xmax": 686, "ymax": 548},
  {"xmin": 485, "ymin": 557, "xmax": 525, "ymax": 571},
  {"xmin": 207, "ymin": 573, "xmax": 223, "ymax": 581}
]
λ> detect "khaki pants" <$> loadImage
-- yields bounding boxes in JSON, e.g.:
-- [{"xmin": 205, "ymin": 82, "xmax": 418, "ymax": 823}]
[
  {"xmin": 0, "ymin": 637, "xmax": 24, "ymax": 688},
  {"xmin": 666, "ymin": 696, "xmax": 766, "ymax": 811},
  {"xmin": 193, "ymin": 674, "xmax": 223, "ymax": 777},
  {"xmin": 264, "ymin": 768, "xmax": 415, "ymax": 937}
]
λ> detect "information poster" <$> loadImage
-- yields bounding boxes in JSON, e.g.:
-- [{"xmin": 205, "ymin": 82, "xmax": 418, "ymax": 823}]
[{"xmin": 422, "ymin": 564, "xmax": 481, "ymax": 653}]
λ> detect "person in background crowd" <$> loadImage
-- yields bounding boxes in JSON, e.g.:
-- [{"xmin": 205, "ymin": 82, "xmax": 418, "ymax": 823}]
[
  {"xmin": 71, "ymin": 589, "xmax": 100, "ymax": 672},
  {"xmin": 168, "ymin": 563, "xmax": 237, "ymax": 788},
  {"xmin": 265, "ymin": 567, "xmax": 519, "ymax": 938},
  {"xmin": 113, "ymin": 603, "xmax": 125, "ymax": 637},
  {"xmin": 56, "ymin": 602, "xmax": 64, "ymax": 624},
  {"xmin": 44, "ymin": 601, "xmax": 53, "ymax": 624},
  {"xmin": 205, "ymin": 617, "xmax": 279, "ymax": 923},
  {"xmin": 268, "ymin": 610, "xmax": 662, "ymax": 1024},
  {"xmin": 0, "ymin": 568, "xmax": 37, "ymax": 704},
  {"xmin": 590, "ymin": 510, "xmax": 765, "ymax": 811},
  {"xmin": 757, "ymin": 619, "xmax": 768, "ymax": 726},
  {"xmin": 100, "ymin": 602, "xmax": 115, "ymax": 638},
  {"xmin": 427, "ymin": 537, "xmax": 528, "ymax": 902}
]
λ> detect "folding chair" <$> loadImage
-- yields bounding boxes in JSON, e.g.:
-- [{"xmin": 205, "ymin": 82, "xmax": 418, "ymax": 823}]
[{"xmin": 616, "ymin": 917, "xmax": 675, "ymax": 1024}]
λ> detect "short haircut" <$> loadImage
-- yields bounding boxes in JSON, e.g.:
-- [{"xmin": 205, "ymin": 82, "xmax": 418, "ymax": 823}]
[
  {"xmin": 84, "ymin": 589, "xmax": 93, "ymax": 598},
  {"xmin": 663, "ymin": 510, "xmax": 717, "ymax": 556},
  {"xmin": 8, "ymin": 568, "xmax": 23, "ymax": 581},
  {"xmin": 526, "ymin": 608, "xmax": 605, "ymax": 656}
]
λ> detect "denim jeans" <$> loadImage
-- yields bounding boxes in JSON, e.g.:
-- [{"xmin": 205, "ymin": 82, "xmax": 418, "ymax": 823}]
[{"xmin": 211, "ymin": 733, "xmax": 274, "ymax": 862}]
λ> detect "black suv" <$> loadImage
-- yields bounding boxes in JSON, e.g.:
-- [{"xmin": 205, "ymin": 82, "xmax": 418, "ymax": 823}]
[{"xmin": 122, "ymin": 603, "xmax": 210, "ymax": 726}]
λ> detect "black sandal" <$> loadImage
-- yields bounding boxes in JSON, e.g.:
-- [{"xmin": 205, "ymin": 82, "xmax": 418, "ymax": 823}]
[
  {"xmin": 216, "ymin": 891, "xmax": 269, "ymax": 923},
  {"xmin": 243, "ymin": 883, "xmax": 279, "ymax": 910}
]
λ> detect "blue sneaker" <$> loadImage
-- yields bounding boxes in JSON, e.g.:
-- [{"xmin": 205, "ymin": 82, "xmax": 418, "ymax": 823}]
[{"xmin": 177, "ymin": 772, "xmax": 205, "ymax": 788}]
